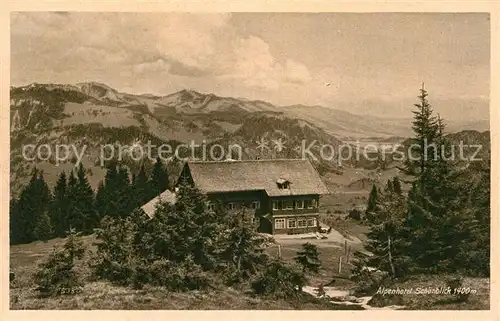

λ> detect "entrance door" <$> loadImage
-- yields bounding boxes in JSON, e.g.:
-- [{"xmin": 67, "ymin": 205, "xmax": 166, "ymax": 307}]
[{"xmin": 258, "ymin": 217, "xmax": 273, "ymax": 234}]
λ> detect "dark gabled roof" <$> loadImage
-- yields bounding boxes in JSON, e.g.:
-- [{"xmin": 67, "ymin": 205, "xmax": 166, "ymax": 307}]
[{"xmin": 185, "ymin": 159, "xmax": 330, "ymax": 197}]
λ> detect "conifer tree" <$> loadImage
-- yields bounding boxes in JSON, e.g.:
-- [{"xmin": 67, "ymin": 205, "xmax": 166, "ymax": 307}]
[
  {"xmin": 94, "ymin": 180, "xmax": 106, "ymax": 222},
  {"xmin": 386, "ymin": 179, "xmax": 394, "ymax": 193},
  {"xmin": 465, "ymin": 158, "xmax": 490, "ymax": 275},
  {"xmin": 10, "ymin": 198, "xmax": 21, "ymax": 244},
  {"xmin": 66, "ymin": 170, "xmax": 78, "ymax": 233},
  {"xmin": 360, "ymin": 180, "xmax": 409, "ymax": 277},
  {"xmin": 402, "ymin": 86, "xmax": 451, "ymax": 272},
  {"xmin": 34, "ymin": 228, "xmax": 86, "ymax": 296},
  {"xmin": 401, "ymin": 85, "xmax": 467, "ymax": 273},
  {"xmin": 148, "ymin": 181, "xmax": 225, "ymax": 269},
  {"xmin": 403, "ymin": 83, "xmax": 439, "ymax": 180},
  {"xmin": 116, "ymin": 165, "xmax": 132, "ymax": 216},
  {"xmin": 33, "ymin": 211, "xmax": 54, "ymax": 242},
  {"xmin": 131, "ymin": 163, "xmax": 150, "ymax": 209},
  {"xmin": 392, "ymin": 177, "xmax": 402, "ymax": 195},
  {"xmin": 150, "ymin": 156, "xmax": 169, "ymax": 197},
  {"xmin": 219, "ymin": 209, "xmax": 268, "ymax": 282},
  {"xmin": 13, "ymin": 169, "xmax": 52, "ymax": 243},
  {"xmin": 51, "ymin": 171, "xmax": 68, "ymax": 237},
  {"xmin": 365, "ymin": 184, "xmax": 379, "ymax": 222},
  {"xmin": 97, "ymin": 161, "xmax": 132, "ymax": 218},
  {"xmin": 294, "ymin": 242, "xmax": 321, "ymax": 274},
  {"xmin": 96, "ymin": 161, "xmax": 118, "ymax": 218},
  {"xmin": 71, "ymin": 164, "xmax": 96, "ymax": 233}
]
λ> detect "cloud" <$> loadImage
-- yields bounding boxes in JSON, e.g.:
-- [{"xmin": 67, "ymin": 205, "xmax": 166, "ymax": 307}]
[
  {"xmin": 155, "ymin": 13, "xmax": 231, "ymax": 71},
  {"xmin": 132, "ymin": 58, "xmax": 210, "ymax": 77},
  {"xmin": 284, "ymin": 59, "xmax": 312, "ymax": 84},
  {"xmin": 11, "ymin": 12, "xmax": 312, "ymax": 91},
  {"xmin": 226, "ymin": 36, "xmax": 312, "ymax": 90},
  {"xmin": 133, "ymin": 59, "xmax": 170, "ymax": 74}
]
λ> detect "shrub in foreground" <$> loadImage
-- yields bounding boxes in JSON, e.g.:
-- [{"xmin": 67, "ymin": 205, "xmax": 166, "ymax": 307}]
[
  {"xmin": 33, "ymin": 229, "xmax": 86, "ymax": 296},
  {"xmin": 251, "ymin": 260, "xmax": 306, "ymax": 299}
]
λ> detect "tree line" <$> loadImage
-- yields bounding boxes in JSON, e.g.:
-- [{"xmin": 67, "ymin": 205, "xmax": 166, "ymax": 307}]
[
  {"xmin": 10, "ymin": 156, "xmax": 170, "ymax": 245},
  {"xmin": 33, "ymin": 181, "xmax": 324, "ymax": 300},
  {"xmin": 357, "ymin": 86, "xmax": 490, "ymax": 279}
]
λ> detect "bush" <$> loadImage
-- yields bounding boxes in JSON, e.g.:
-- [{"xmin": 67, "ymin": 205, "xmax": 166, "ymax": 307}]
[
  {"xmin": 252, "ymin": 260, "xmax": 306, "ymax": 299},
  {"xmin": 91, "ymin": 216, "xmax": 144, "ymax": 286},
  {"xmin": 146, "ymin": 255, "xmax": 213, "ymax": 291},
  {"xmin": 447, "ymin": 277, "xmax": 470, "ymax": 302},
  {"xmin": 33, "ymin": 230, "xmax": 86, "ymax": 296},
  {"xmin": 348, "ymin": 208, "xmax": 363, "ymax": 220}
]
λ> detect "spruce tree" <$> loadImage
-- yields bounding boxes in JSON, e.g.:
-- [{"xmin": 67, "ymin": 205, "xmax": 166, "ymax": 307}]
[
  {"xmin": 150, "ymin": 156, "xmax": 169, "ymax": 197},
  {"xmin": 392, "ymin": 177, "xmax": 402, "ymax": 195},
  {"xmin": 219, "ymin": 209, "xmax": 268, "ymax": 283},
  {"xmin": 94, "ymin": 180, "xmax": 106, "ymax": 222},
  {"xmin": 51, "ymin": 171, "xmax": 68, "ymax": 237},
  {"xmin": 97, "ymin": 161, "xmax": 132, "ymax": 218},
  {"xmin": 116, "ymin": 165, "xmax": 132, "ymax": 216},
  {"xmin": 97, "ymin": 161, "xmax": 118, "ymax": 218},
  {"xmin": 403, "ymin": 83, "xmax": 439, "ymax": 180},
  {"xmin": 148, "ymin": 181, "xmax": 225, "ymax": 269},
  {"xmin": 76, "ymin": 163, "xmax": 97, "ymax": 233},
  {"xmin": 10, "ymin": 198, "xmax": 22, "ymax": 244},
  {"xmin": 16, "ymin": 169, "xmax": 53, "ymax": 243},
  {"xmin": 33, "ymin": 211, "xmax": 54, "ymax": 242},
  {"xmin": 294, "ymin": 242, "xmax": 321, "ymax": 274},
  {"xmin": 131, "ymin": 163, "xmax": 150, "ymax": 210},
  {"xmin": 402, "ymin": 85, "xmax": 464, "ymax": 273},
  {"xmin": 365, "ymin": 184, "xmax": 379, "ymax": 222},
  {"xmin": 360, "ymin": 180, "xmax": 409, "ymax": 277},
  {"xmin": 402, "ymin": 85, "xmax": 448, "ymax": 272},
  {"xmin": 34, "ymin": 228, "xmax": 86, "ymax": 296},
  {"xmin": 386, "ymin": 179, "xmax": 394, "ymax": 193},
  {"xmin": 66, "ymin": 170, "xmax": 78, "ymax": 233},
  {"xmin": 466, "ymin": 158, "xmax": 490, "ymax": 275}
]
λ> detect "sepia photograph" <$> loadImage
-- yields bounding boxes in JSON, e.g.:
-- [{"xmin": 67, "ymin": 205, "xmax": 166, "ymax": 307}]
[{"xmin": 6, "ymin": 10, "xmax": 493, "ymax": 312}]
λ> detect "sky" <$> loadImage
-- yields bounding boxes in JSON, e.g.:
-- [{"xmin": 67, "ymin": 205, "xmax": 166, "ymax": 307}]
[{"xmin": 10, "ymin": 12, "xmax": 490, "ymax": 120}]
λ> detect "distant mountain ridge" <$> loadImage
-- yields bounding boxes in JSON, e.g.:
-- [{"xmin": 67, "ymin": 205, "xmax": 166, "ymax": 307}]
[
  {"xmin": 8, "ymin": 82, "xmax": 339, "ymax": 195},
  {"xmin": 8, "ymin": 82, "xmax": 490, "ymax": 197},
  {"xmin": 10, "ymin": 81, "xmax": 488, "ymax": 138}
]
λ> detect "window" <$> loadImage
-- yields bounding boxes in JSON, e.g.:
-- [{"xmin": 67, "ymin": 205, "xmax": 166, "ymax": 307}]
[
  {"xmin": 273, "ymin": 201, "xmax": 279, "ymax": 210},
  {"xmin": 284, "ymin": 200, "xmax": 294, "ymax": 210},
  {"xmin": 227, "ymin": 202, "xmax": 236, "ymax": 210},
  {"xmin": 251, "ymin": 201, "xmax": 260, "ymax": 209},
  {"xmin": 277, "ymin": 178, "xmax": 290, "ymax": 189},
  {"xmin": 288, "ymin": 219, "xmax": 296, "ymax": 228},
  {"xmin": 297, "ymin": 219, "xmax": 307, "ymax": 228},
  {"xmin": 305, "ymin": 199, "xmax": 314, "ymax": 209},
  {"xmin": 275, "ymin": 218, "xmax": 285, "ymax": 229},
  {"xmin": 295, "ymin": 200, "xmax": 304, "ymax": 209},
  {"xmin": 307, "ymin": 218, "xmax": 317, "ymax": 227}
]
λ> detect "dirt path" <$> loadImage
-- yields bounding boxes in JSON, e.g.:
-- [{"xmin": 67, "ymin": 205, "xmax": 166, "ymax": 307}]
[
  {"xmin": 302, "ymin": 286, "xmax": 405, "ymax": 310},
  {"xmin": 272, "ymin": 229, "xmax": 363, "ymax": 248}
]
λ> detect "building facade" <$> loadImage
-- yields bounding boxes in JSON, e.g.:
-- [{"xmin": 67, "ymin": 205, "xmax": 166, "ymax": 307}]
[{"xmin": 176, "ymin": 159, "xmax": 330, "ymax": 235}]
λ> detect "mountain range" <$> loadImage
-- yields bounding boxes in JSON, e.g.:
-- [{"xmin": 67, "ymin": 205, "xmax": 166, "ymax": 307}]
[{"xmin": 9, "ymin": 82, "xmax": 490, "ymax": 196}]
